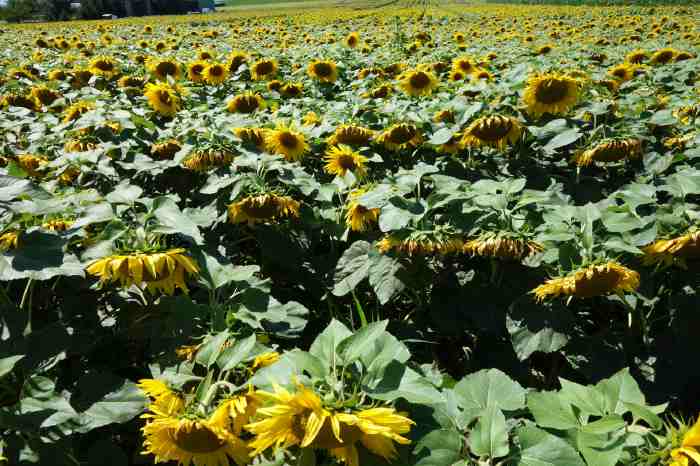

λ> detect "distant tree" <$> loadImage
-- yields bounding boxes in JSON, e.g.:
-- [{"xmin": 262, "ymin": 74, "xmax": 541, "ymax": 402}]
[{"xmin": 0, "ymin": 0, "xmax": 37, "ymax": 22}]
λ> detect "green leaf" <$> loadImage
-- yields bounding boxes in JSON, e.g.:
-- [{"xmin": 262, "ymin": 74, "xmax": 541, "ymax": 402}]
[
  {"xmin": 368, "ymin": 364, "xmax": 442, "ymax": 405},
  {"xmin": 648, "ymin": 109, "xmax": 675, "ymax": 126},
  {"xmin": 361, "ymin": 332, "xmax": 411, "ymax": 380},
  {"xmin": 470, "ymin": 406, "xmax": 509, "ymax": 459},
  {"xmin": 596, "ymin": 368, "xmax": 645, "ymax": 415},
  {"xmin": 413, "ymin": 429, "xmax": 463, "ymax": 466},
  {"xmin": 1, "ymin": 231, "xmax": 84, "ymax": 281},
  {"xmin": 105, "ymin": 183, "xmax": 143, "ymax": 204},
  {"xmin": 428, "ymin": 128, "xmax": 455, "ymax": 145},
  {"xmin": 195, "ymin": 330, "xmax": 231, "ymax": 368},
  {"xmin": 218, "ymin": 335, "xmax": 257, "ymax": 371},
  {"xmin": 507, "ymin": 300, "xmax": 572, "ymax": 361},
  {"xmin": 453, "ymin": 369, "xmax": 526, "ymax": 415},
  {"xmin": 543, "ymin": 128, "xmax": 582, "ymax": 153},
  {"xmin": 152, "ymin": 196, "xmax": 203, "ymax": 244},
  {"xmin": 0, "ymin": 355, "xmax": 24, "ymax": 379},
  {"xmin": 378, "ymin": 197, "xmax": 426, "ymax": 232},
  {"xmin": 516, "ymin": 424, "xmax": 585, "ymax": 466},
  {"xmin": 368, "ymin": 252, "xmax": 405, "ymax": 304},
  {"xmin": 75, "ymin": 379, "xmax": 146, "ymax": 433},
  {"xmin": 332, "ymin": 241, "xmax": 371, "ymax": 296},
  {"xmin": 558, "ymin": 378, "xmax": 607, "ymax": 417},
  {"xmin": 309, "ymin": 319, "xmax": 353, "ymax": 366},
  {"xmin": 580, "ymin": 415, "xmax": 625, "ymax": 435},
  {"xmin": 337, "ymin": 320, "xmax": 388, "ymax": 364},
  {"xmin": 623, "ymin": 402, "xmax": 664, "ymax": 430},
  {"xmin": 196, "ymin": 250, "xmax": 259, "ymax": 290},
  {"xmin": 527, "ymin": 391, "xmax": 580, "ymax": 430}
]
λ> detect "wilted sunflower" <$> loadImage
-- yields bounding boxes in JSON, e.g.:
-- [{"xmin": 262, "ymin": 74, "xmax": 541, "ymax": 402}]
[
  {"xmin": 250, "ymin": 59, "xmax": 277, "ymax": 81},
  {"xmin": 345, "ymin": 189, "xmax": 379, "ymax": 232},
  {"xmin": 204, "ymin": 62, "xmax": 228, "ymax": 85},
  {"xmin": 264, "ymin": 123, "xmax": 310, "ymax": 162},
  {"xmin": 42, "ymin": 219, "xmax": 73, "ymax": 232},
  {"xmin": 64, "ymin": 138, "xmax": 97, "ymax": 153},
  {"xmin": 69, "ymin": 68, "xmax": 93, "ymax": 88},
  {"xmin": 307, "ymin": 60, "xmax": 338, "ymax": 83},
  {"xmin": 89, "ymin": 56, "xmax": 119, "ymax": 78},
  {"xmin": 399, "ymin": 69, "xmax": 438, "ymax": 97},
  {"xmin": 62, "ymin": 101, "xmax": 94, "ymax": 123},
  {"xmin": 650, "ymin": 48, "xmax": 678, "ymax": 65},
  {"xmin": 58, "ymin": 166, "xmax": 81, "ymax": 185},
  {"xmin": 187, "ymin": 61, "xmax": 207, "ymax": 82},
  {"xmin": 327, "ymin": 125, "xmax": 374, "ymax": 146},
  {"xmin": 15, "ymin": 154, "xmax": 47, "ymax": 177},
  {"xmin": 464, "ymin": 233, "xmax": 542, "ymax": 260},
  {"xmin": 233, "ymin": 127, "xmax": 266, "ymax": 149},
  {"xmin": 532, "ymin": 261, "xmax": 640, "ymax": 301},
  {"xmin": 642, "ymin": 230, "xmax": 700, "ymax": 269},
  {"xmin": 1, "ymin": 93, "xmax": 40, "ymax": 111},
  {"xmin": 227, "ymin": 92, "xmax": 264, "ymax": 114},
  {"xmin": 365, "ymin": 84, "xmax": 392, "ymax": 99},
  {"xmin": 183, "ymin": 149, "xmax": 234, "ymax": 171},
  {"xmin": 228, "ymin": 51, "xmax": 248, "ymax": 73},
  {"xmin": 376, "ymin": 123, "xmax": 423, "ymax": 152},
  {"xmin": 461, "ymin": 115, "xmax": 523, "ymax": 149},
  {"xmin": 345, "ymin": 32, "xmax": 359, "ymax": 48},
  {"xmin": 144, "ymin": 82, "xmax": 182, "ymax": 117},
  {"xmin": 245, "ymin": 384, "xmax": 413, "ymax": 466},
  {"xmin": 30, "ymin": 86, "xmax": 60, "ymax": 107},
  {"xmin": 86, "ymin": 248, "xmax": 199, "ymax": 295},
  {"xmin": 625, "ymin": 49, "xmax": 648, "ymax": 64},
  {"xmin": 0, "ymin": 230, "xmax": 19, "ymax": 251},
  {"xmin": 148, "ymin": 58, "xmax": 181, "ymax": 81},
  {"xmin": 150, "ymin": 140, "xmax": 181, "ymax": 160},
  {"xmin": 523, "ymin": 73, "xmax": 580, "ymax": 117},
  {"xmin": 574, "ymin": 138, "xmax": 642, "ymax": 166},
  {"xmin": 377, "ymin": 231, "xmax": 465, "ymax": 256},
  {"xmin": 608, "ymin": 63, "xmax": 636, "ymax": 82},
  {"xmin": 228, "ymin": 193, "xmax": 300, "ymax": 226},
  {"xmin": 324, "ymin": 145, "xmax": 368, "ymax": 178}
]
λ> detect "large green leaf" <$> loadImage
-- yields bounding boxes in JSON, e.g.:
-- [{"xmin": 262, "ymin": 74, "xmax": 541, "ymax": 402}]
[
  {"xmin": 516, "ymin": 424, "xmax": 585, "ymax": 466},
  {"xmin": 152, "ymin": 196, "xmax": 203, "ymax": 244},
  {"xmin": 0, "ymin": 355, "xmax": 24, "ymax": 379},
  {"xmin": 309, "ymin": 319, "xmax": 353, "ymax": 366},
  {"xmin": 368, "ymin": 252, "xmax": 405, "ymax": 305},
  {"xmin": 337, "ymin": 320, "xmax": 388, "ymax": 364},
  {"xmin": 413, "ymin": 429, "xmax": 463, "ymax": 466},
  {"xmin": 218, "ymin": 334, "xmax": 257, "ymax": 371},
  {"xmin": 470, "ymin": 406, "xmax": 509, "ymax": 459},
  {"xmin": 527, "ymin": 391, "xmax": 580, "ymax": 430},
  {"xmin": 453, "ymin": 369, "xmax": 526, "ymax": 417},
  {"xmin": 332, "ymin": 240, "xmax": 371, "ymax": 296},
  {"xmin": 596, "ymin": 368, "xmax": 646, "ymax": 415}
]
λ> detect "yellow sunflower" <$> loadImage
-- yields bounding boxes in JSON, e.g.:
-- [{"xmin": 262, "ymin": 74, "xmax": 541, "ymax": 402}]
[
  {"xmin": 233, "ymin": 127, "xmax": 266, "ymax": 149},
  {"xmin": 463, "ymin": 234, "xmax": 542, "ymax": 260},
  {"xmin": 88, "ymin": 55, "xmax": 119, "ymax": 78},
  {"xmin": 377, "ymin": 233, "xmax": 465, "ymax": 256},
  {"xmin": 86, "ymin": 248, "xmax": 199, "ymax": 295},
  {"xmin": 29, "ymin": 86, "xmax": 60, "ymax": 107},
  {"xmin": 228, "ymin": 194, "xmax": 300, "ymax": 226},
  {"xmin": 187, "ymin": 61, "xmax": 208, "ymax": 83},
  {"xmin": 117, "ymin": 75, "xmax": 144, "ymax": 89},
  {"xmin": 137, "ymin": 379, "xmax": 185, "ymax": 417},
  {"xmin": 251, "ymin": 352, "xmax": 280, "ymax": 372},
  {"xmin": 376, "ymin": 123, "xmax": 424, "ymax": 152},
  {"xmin": 324, "ymin": 145, "xmax": 368, "ymax": 178},
  {"xmin": 245, "ymin": 384, "xmax": 413, "ymax": 466},
  {"xmin": 399, "ymin": 69, "xmax": 438, "ymax": 97},
  {"xmin": 150, "ymin": 140, "xmax": 182, "ymax": 160},
  {"xmin": 461, "ymin": 115, "xmax": 523, "ymax": 149},
  {"xmin": 15, "ymin": 154, "xmax": 48, "ymax": 177},
  {"xmin": 327, "ymin": 125, "xmax": 374, "ymax": 147},
  {"xmin": 144, "ymin": 82, "xmax": 182, "ymax": 117},
  {"xmin": 642, "ymin": 230, "xmax": 700, "ymax": 269},
  {"xmin": 532, "ymin": 261, "xmax": 640, "ymax": 302},
  {"xmin": 147, "ymin": 58, "xmax": 182, "ymax": 81},
  {"xmin": 227, "ymin": 92, "xmax": 264, "ymax": 114},
  {"xmin": 574, "ymin": 138, "xmax": 642, "ymax": 167},
  {"xmin": 0, "ymin": 230, "xmax": 20, "ymax": 251},
  {"xmin": 345, "ymin": 189, "xmax": 380, "ymax": 232},
  {"xmin": 452, "ymin": 56, "xmax": 475, "ymax": 74},
  {"xmin": 668, "ymin": 417, "xmax": 700, "ymax": 466},
  {"xmin": 250, "ymin": 59, "xmax": 277, "ymax": 81},
  {"xmin": 307, "ymin": 60, "xmax": 338, "ymax": 83},
  {"xmin": 650, "ymin": 48, "xmax": 678, "ymax": 65},
  {"xmin": 42, "ymin": 219, "xmax": 73, "ymax": 232},
  {"xmin": 62, "ymin": 101, "xmax": 93, "ymax": 123},
  {"xmin": 625, "ymin": 49, "xmax": 648, "ymax": 64},
  {"xmin": 522, "ymin": 72, "xmax": 580, "ymax": 117},
  {"xmin": 345, "ymin": 32, "xmax": 360, "ymax": 48},
  {"xmin": 264, "ymin": 123, "xmax": 310, "ymax": 162},
  {"xmin": 203, "ymin": 62, "xmax": 229, "ymax": 85},
  {"xmin": 608, "ymin": 63, "xmax": 636, "ymax": 82},
  {"xmin": 183, "ymin": 149, "xmax": 234, "ymax": 171},
  {"xmin": 1, "ymin": 93, "xmax": 40, "ymax": 112},
  {"xmin": 228, "ymin": 51, "xmax": 248, "ymax": 73}
]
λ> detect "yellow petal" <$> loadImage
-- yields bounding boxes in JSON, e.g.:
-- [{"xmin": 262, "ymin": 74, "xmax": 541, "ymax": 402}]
[
  {"xmin": 301, "ymin": 410, "xmax": 328, "ymax": 447},
  {"xmin": 683, "ymin": 418, "xmax": 700, "ymax": 447},
  {"xmin": 128, "ymin": 256, "xmax": 143, "ymax": 284}
]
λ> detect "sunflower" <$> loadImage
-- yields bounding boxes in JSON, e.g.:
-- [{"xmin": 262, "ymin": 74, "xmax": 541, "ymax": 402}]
[
  {"xmin": 15, "ymin": 154, "xmax": 47, "ymax": 177},
  {"xmin": 324, "ymin": 125, "xmax": 372, "ymax": 148},
  {"xmin": 118, "ymin": 75, "xmax": 144, "ymax": 89},
  {"xmin": 0, "ymin": 231, "xmax": 19, "ymax": 251},
  {"xmin": 642, "ymin": 230, "xmax": 700, "ymax": 269},
  {"xmin": 399, "ymin": 69, "xmax": 438, "ymax": 97},
  {"xmin": 376, "ymin": 123, "xmax": 424, "ymax": 152},
  {"xmin": 264, "ymin": 123, "xmax": 310, "ymax": 162},
  {"xmin": 307, "ymin": 60, "xmax": 338, "ymax": 83},
  {"xmin": 245, "ymin": 384, "xmax": 413, "ymax": 466},
  {"xmin": 150, "ymin": 140, "xmax": 181, "ymax": 160},
  {"xmin": 280, "ymin": 82, "xmax": 304, "ymax": 98},
  {"xmin": 650, "ymin": 48, "xmax": 678, "ymax": 65},
  {"xmin": 233, "ymin": 127, "xmax": 266, "ymax": 149},
  {"xmin": 345, "ymin": 189, "xmax": 379, "ymax": 232},
  {"xmin": 62, "ymin": 101, "xmax": 94, "ymax": 123},
  {"xmin": 204, "ymin": 62, "xmax": 228, "ymax": 85},
  {"xmin": 522, "ymin": 73, "xmax": 580, "ymax": 117},
  {"xmin": 187, "ymin": 61, "xmax": 207, "ymax": 82},
  {"xmin": 608, "ymin": 63, "xmax": 636, "ymax": 82},
  {"xmin": 228, "ymin": 194, "xmax": 300, "ymax": 226},
  {"xmin": 147, "ymin": 58, "xmax": 182, "ymax": 81},
  {"xmin": 69, "ymin": 68, "xmax": 93, "ymax": 88},
  {"xmin": 452, "ymin": 56, "xmax": 474, "ymax": 75},
  {"xmin": 30, "ymin": 86, "xmax": 60, "ymax": 107},
  {"xmin": 64, "ymin": 138, "xmax": 98, "ymax": 153},
  {"xmin": 463, "ymin": 233, "xmax": 542, "ymax": 260},
  {"xmin": 345, "ymin": 32, "xmax": 359, "ymax": 48},
  {"xmin": 625, "ymin": 49, "xmax": 648, "ymax": 64},
  {"xmin": 302, "ymin": 111, "xmax": 321, "ymax": 126},
  {"xmin": 574, "ymin": 138, "xmax": 642, "ymax": 166},
  {"xmin": 1, "ymin": 93, "xmax": 39, "ymax": 111},
  {"xmin": 58, "ymin": 166, "xmax": 81, "ymax": 185},
  {"xmin": 144, "ymin": 82, "xmax": 182, "ymax": 117},
  {"xmin": 48, "ymin": 69, "xmax": 67, "ymax": 81},
  {"xmin": 366, "ymin": 84, "xmax": 392, "ymax": 99},
  {"xmin": 667, "ymin": 417, "xmax": 700, "ymax": 466},
  {"xmin": 86, "ymin": 248, "xmax": 199, "ymax": 295},
  {"xmin": 227, "ymin": 92, "xmax": 264, "ymax": 114},
  {"xmin": 251, "ymin": 352, "xmax": 280, "ymax": 371},
  {"xmin": 89, "ymin": 56, "xmax": 119, "ymax": 78},
  {"xmin": 183, "ymin": 149, "xmax": 234, "ymax": 171},
  {"xmin": 377, "ymin": 232, "xmax": 465, "ymax": 256},
  {"xmin": 267, "ymin": 80, "xmax": 283, "ymax": 92},
  {"xmin": 250, "ymin": 59, "xmax": 277, "ymax": 81},
  {"xmin": 433, "ymin": 110, "xmax": 455, "ymax": 123},
  {"xmin": 461, "ymin": 115, "xmax": 523, "ymax": 149},
  {"xmin": 42, "ymin": 219, "xmax": 73, "ymax": 232},
  {"xmin": 324, "ymin": 145, "xmax": 368, "ymax": 178},
  {"xmin": 532, "ymin": 261, "xmax": 640, "ymax": 301},
  {"xmin": 228, "ymin": 51, "xmax": 248, "ymax": 73},
  {"xmin": 138, "ymin": 379, "xmax": 185, "ymax": 417},
  {"xmin": 535, "ymin": 44, "xmax": 553, "ymax": 55}
]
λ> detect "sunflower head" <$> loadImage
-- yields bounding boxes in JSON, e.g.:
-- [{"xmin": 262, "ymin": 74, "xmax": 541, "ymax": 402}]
[
  {"xmin": 461, "ymin": 115, "xmax": 523, "ymax": 149},
  {"xmin": 345, "ymin": 32, "xmax": 359, "ymax": 48},
  {"xmin": 575, "ymin": 138, "xmax": 642, "ymax": 167},
  {"xmin": 378, "ymin": 230, "xmax": 465, "ymax": 256},
  {"xmin": 452, "ymin": 56, "xmax": 474, "ymax": 74},
  {"xmin": 650, "ymin": 47, "xmax": 678, "ymax": 65},
  {"xmin": 118, "ymin": 75, "xmax": 144, "ymax": 89},
  {"xmin": 148, "ymin": 58, "xmax": 182, "ymax": 81},
  {"xmin": 307, "ymin": 59, "xmax": 338, "ymax": 83},
  {"xmin": 227, "ymin": 92, "xmax": 264, "ymax": 114},
  {"xmin": 324, "ymin": 145, "xmax": 368, "ymax": 178},
  {"xmin": 183, "ymin": 149, "xmax": 234, "ymax": 171},
  {"xmin": 523, "ymin": 72, "xmax": 580, "ymax": 117},
  {"xmin": 30, "ymin": 86, "xmax": 60, "ymax": 107},
  {"xmin": 399, "ymin": 69, "xmax": 438, "ymax": 97},
  {"xmin": 264, "ymin": 123, "xmax": 310, "ymax": 162},
  {"xmin": 144, "ymin": 82, "xmax": 182, "ymax": 117},
  {"xmin": 228, "ymin": 51, "xmax": 248, "ymax": 73},
  {"xmin": 625, "ymin": 49, "xmax": 648, "ymax": 64},
  {"xmin": 233, "ymin": 127, "xmax": 266, "ymax": 149},
  {"xmin": 228, "ymin": 193, "xmax": 300, "ymax": 226},
  {"xmin": 150, "ymin": 139, "xmax": 182, "ymax": 160},
  {"xmin": 608, "ymin": 63, "xmax": 637, "ymax": 82},
  {"xmin": 463, "ymin": 233, "xmax": 542, "ymax": 260},
  {"xmin": 250, "ymin": 59, "xmax": 277, "ymax": 81},
  {"xmin": 280, "ymin": 82, "xmax": 304, "ymax": 98},
  {"xmin": 187, "ymin": 61, "xmax": 208, "ymax": 82},
  {"xmin": 642, "ymin": 230, "xmax": 700, "ymax": 269},
  {"xmin": 532, "ymin": 261, "xmax": 640, "ymax": 301},
  {"xmin": 345, "ymin": 188, "xmax": 380, "ymax": 232},
  {"xmin": 327, "ymin": 124, "xmax": 374, "ymax": 147},
  {"xmin": 376, "ymin": 123, "xmax": 424, "ymax": 152},
  {"xmin": 89, "ymin": 55, "xmax": 118, "ymax": 78},
  {"xmin": 203, "ymin": 63, "xmax": 228, "ymax": 85},
  {"xmin": 1, "ymin": 93, "xmax": 40, "ymax": 112},
  {"xmin": 0, "ymin": 230, "xmax": 20, "ymax": 251}
]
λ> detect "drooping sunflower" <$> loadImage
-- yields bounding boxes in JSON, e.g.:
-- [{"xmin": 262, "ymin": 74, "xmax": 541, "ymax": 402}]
[
  {"xmin": 307, "ymin": 60, "xmax": 338, "ymax": 83},
  {"xmin": 89, "ymin": 55, "xmax": 119, "ymax": 78},
  {"xmin": 204, "ymin": 62, "xmax": 229, "ymax": 85},
  {"xmin": 574, "ymin": 138, "xmax": 642, "ymax": 167},
  {"xmin": 399, "ymin": 69, "xmax": 438, "ymax": 97},
  {"xmin": 522, "ymin": 72, "xmax": 580, "ymax": 117},
  {"xmin": 30, "ymin": 86, "xmax": 60, "ymax": 107},
  {"xmin": 15, "ymin": 154, "xmax": 48, "ymax": 177},
  {"xmin": 250, "ymin": 352, "xmax": 280, "ymax": 372},
  {"xmin": 183, "ymin": 149, "xmax": 234, "ymax": 171},
  {"xmin": 233, "ymin": 127, "xmax": 266, "ymax": 149},
  {"xmin": 250, "ymin": 59, "xmax": 277, "ymax": 81},
  {"xmin": 64, "ymin": 138, "xmax": 98, "ymax": 153},
  {"xmin": 264, "ymin": 123, "xmax": 310, "ymax": 162},
  {"xmin": 532, "ymin": 261, "xmax": 640, "ymax": 302},
  {"xmin": 147, "ymin": 58, "xmax": 182, "ymax": 81},
  {"xmin": 42, "ymin": 219, "xmax": 73, "ymax": 232},
  {"xmin": 228, "ymin": 51, "xmax": 248, "ymax": 73},
  {"xmin": 144, "ymin": 82, "xmax": 182, "ymax": 117},
  {"xmin": 377, "ymin": 231, "xmax": 465, "ymax": 256},
  {"xmin": 228, "ymin": 193, "xmax": 300, "ymax": 226},
  {"xmin": 245, "ymin": 384, "xmax": 413, "ymax": 466},
  {"xmin": 117, "ymin": 75, "xmax": 144, "ymax": 90},
  {"xmin": 150, "ymin": 139, "xmax": 182, "ymax": 160},
  {"xmin": 324, "ymin": 145, "xmax": 368, "ymax": 178},
  {"xmin": 86, "ymin": 248, "xmax": 199, "ymax": 295},
  {"xmin": 187, "ymin": 61, "xmax": 207, "ymax": 82},
  {"xmin": 0, "ymin": 230, "xmax": 19, "ymax": 251},
  {"xmin": 376, "ymin": 123, "xmax": 424, "ymax": 152},
  {"xmin": 365, "ymin": 84, "xmax": 393, "ymax": 99},
  {"xmin": 281, "ymin": 82, "xmax": 304, "ymax": 98},
  {"xmin": 461, "ymin": 115, "xmax": 523, "ymax": 149},
  {"xmin": 345, "ymin": 189, "xmax": 380, "ymax": 232},
  {"xmin": 48, "ymin": 69, "xmax": 68, "ymax": 81},
  {"xmin": 62, "ymin": 101, "xmax": 94, "ymax": 123},
  {"xmin": 1, "ymin": 93, "xmax": 40, "ymax": 111},
  {"xmin": 463, "ymin": 233, "xmax": 542, "ymax": 260},
  {"xmin": 608, "ymin": 63, "xmax": 636, "ymax": 82},
  {"xmin": 625, "ymin": 49, "xmax": 648, "ymax": 64},
  {"xmin": 227, "ymin": 92, "xmax": 264, "ymax": 114},
  {"xmin": 327, "ymin": 125, "xmax": 374, "ymax": 147},
  {"xmin": 650, "ymin": 48, "xmax": 678, "ymax": 65},
  {"xmin": 642, "ymin": 229, "xmax": 700, "ymax": 269}
]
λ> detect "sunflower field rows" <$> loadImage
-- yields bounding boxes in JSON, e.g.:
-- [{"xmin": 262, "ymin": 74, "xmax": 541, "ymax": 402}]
[{"xmin": 0, "ymin": 3, "xmax": 699, "ymax": 466}]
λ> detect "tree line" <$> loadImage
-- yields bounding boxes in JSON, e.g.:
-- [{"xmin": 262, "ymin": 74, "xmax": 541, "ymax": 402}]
[{"xmin": 0, "ymin": 0, "xmax": 198, "ymax": 22}]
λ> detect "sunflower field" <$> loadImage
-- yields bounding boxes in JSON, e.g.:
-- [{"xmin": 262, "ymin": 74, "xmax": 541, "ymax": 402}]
[{"xmin": 0, "ymin": 2, "xmax": 699, "ymax": 465}]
